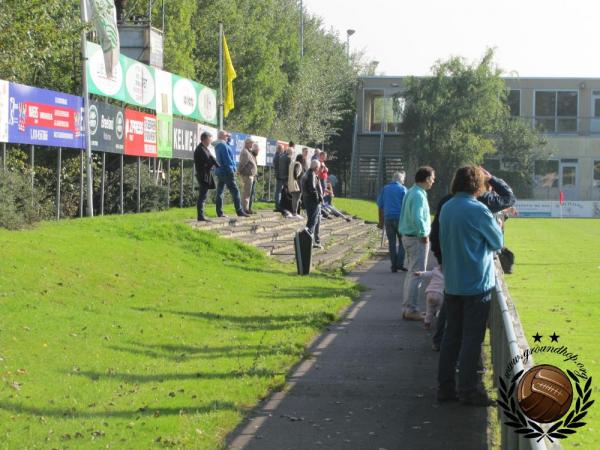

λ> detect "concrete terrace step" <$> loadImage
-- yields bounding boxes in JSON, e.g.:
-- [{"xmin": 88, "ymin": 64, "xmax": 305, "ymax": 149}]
[{"xmin": 188, "ymin": 209, "xmax": 381, "ymax": 271}]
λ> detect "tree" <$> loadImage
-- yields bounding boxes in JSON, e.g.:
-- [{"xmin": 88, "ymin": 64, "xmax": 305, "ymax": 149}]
[{"xmin": 401, "ymin": 49, "xmax": 545, "ymax": 203}]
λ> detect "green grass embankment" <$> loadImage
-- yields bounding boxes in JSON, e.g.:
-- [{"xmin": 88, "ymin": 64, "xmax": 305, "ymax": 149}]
[{"xmin": 0, "ymin": 206, "xmax": 357, "ymax": 448}]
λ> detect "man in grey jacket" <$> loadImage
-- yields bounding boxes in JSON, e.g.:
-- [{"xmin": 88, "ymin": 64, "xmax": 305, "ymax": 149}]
[
  {"xmin": 302, "ymin": 160, "xmax": 324, "ymax": 249},
  {"xmin": 273, "ymin": 144, "xmax": 284, "ymax": 211},
  {"xmin": 239, "ymin": 137, "xmax": 258, "ymax": 214}
]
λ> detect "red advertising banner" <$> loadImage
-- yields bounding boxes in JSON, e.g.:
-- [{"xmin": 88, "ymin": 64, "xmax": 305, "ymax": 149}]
[{"xmin": 124, "ymin": 108, "xmax": 157, "ymax": 156}]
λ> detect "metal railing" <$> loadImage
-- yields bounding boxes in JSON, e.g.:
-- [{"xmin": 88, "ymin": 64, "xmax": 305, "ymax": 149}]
[{"xmin": 490, "ymin": 263, "xmax": 559, "ymax": 450}]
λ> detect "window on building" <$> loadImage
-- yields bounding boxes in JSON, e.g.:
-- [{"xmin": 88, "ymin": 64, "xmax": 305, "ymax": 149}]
[
  {"xmin": 534, "ymin": 160, "xmax": 559, "ymax": 188},
  {"xmin": 507, "ymin": 90, "xmax": 520, "ymax": 116},
  {"xmin": 363, "ymin": 90, "xmax": 405, "ymax": 133},
  {"xmin": 594, "ymin": 161, "xmax": 600, "ymax": 187},
  {"xmin": 534, "ymin": 91, "xmax": 578, "ymax": 133},
  {"xmin": 562, "ymin": 166, "xmax": 577, "ymax": 187}
]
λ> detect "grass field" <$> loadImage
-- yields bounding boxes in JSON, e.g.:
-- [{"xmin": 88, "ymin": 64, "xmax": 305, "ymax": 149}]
[
  {"xmin": 0, "ymin": 205, "xmax": 358, "ymax": 448},
  {"xmin": 504, "ymin": 218, "xmax": 600, "ymax": 449},
  {"xmin": 334, "ymin": 198, "xmax": 378, "ymax": 223}
]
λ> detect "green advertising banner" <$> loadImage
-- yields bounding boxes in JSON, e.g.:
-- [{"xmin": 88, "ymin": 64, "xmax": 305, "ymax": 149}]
[
  {"xmin": 172, "ymin": 75, "xmax": 217, "ymax": 125},
  {"xmin": 87, "ymin": 41, "xmax": 156, "ymax": 110},
  {"xmin": 156, "ymin": 113, "xmax": 173, "ymax": 158}
]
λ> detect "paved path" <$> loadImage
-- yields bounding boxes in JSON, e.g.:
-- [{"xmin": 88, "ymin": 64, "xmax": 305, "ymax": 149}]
[{"xmin": 228, "ymin": 259, "xmax": 489, "ymax": 450}]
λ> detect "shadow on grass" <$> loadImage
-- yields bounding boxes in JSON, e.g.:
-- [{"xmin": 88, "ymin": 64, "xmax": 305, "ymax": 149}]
[
  {"xmin": 223, "ymin": 262, "xmax": 342, "ymax": 281},
  {"xmin": 73, "ymin": 368, "xmax": 283, "ymax": 383},
  {"xmin": 0, "ymin": 400, "xmax": 236, "ymax": 419},
  {"xmin": 133, "ymin": 307, "xmax": 337, "ymax": 331},
  {"xmin": 108, "ymin": 342, "xmax": 303, "ymax": 362}
]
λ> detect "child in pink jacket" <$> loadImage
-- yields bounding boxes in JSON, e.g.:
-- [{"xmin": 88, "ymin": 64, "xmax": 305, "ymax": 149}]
[{"xmin": 414, "ymin": 257, "xmax": 444, "ymax": 329}]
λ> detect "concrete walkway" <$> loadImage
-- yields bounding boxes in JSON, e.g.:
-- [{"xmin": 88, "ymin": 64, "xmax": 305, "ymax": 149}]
[{"xmin": 228, "ymin": 259, "xmax": 489, "ymax": 450}]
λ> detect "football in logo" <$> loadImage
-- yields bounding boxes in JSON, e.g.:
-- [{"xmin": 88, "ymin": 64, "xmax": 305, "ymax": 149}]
[{"xmin": 517, "ymin": 365, "xmax": 573, "ymax": 423}]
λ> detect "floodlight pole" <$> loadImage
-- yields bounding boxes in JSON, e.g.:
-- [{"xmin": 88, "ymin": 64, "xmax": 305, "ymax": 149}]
[
  {"xmin": 80, "ymin": 0, "xmax": 94, "ymax": 217},
  {"xmin": 219, "ymin": 23, "xmax": 224, "ymax": 130}
]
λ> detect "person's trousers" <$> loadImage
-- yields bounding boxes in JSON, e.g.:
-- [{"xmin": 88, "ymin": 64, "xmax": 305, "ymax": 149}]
[
  {"xmin": 425, "ymin": 292, "xmax": 444, "ymax": 325},
  {"xmin": 433, "ymin": 301, "xmax": 447, "ymax": 346},
  {"xmin": 291, "ymin": 191, "xmax": 301, "ymax": 215},
  {"xmin": 196, "ymin": 183, "xmax": 210, "ymax": 220},
  {"xmin": 241, "ymin": 174, "xmax": 255, "ymax": 212},
  {"xmin": 249, "ymin": 178, "xmax": 257, "ymax": 211},
  {"xmin": 437, "ymin": 290, "xmax": 492, "ymax": 395},
  {"xmin": 401, "ymin": 236, "xmax": 429, "ymax": 313},
  {"xmin": 215, "ymin": 172, "xmax": 243, "ymax": 216},
  {"xmin": 275, "ymin": 179, "xmax": 286, "ymax": 210},
  {"xmin": 384, "ymin": 218, "xmax": 405, "ymax": 270},
  {"xmin": 305, "ymin": 201, "xmax": 321, "ymax": 244}
]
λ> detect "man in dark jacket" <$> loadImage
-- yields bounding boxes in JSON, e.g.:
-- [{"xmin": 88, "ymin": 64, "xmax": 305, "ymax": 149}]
[
  {"xmin": 193, "ymin": 131, "xmax": 218, "ymax": 221},
  {"xmin": 302, "ymin": 159, "xmax": 324, "ymax": 248},
  {"xmin": 275, "ymin": 142, "xmax": 292, "ymax": 211}
]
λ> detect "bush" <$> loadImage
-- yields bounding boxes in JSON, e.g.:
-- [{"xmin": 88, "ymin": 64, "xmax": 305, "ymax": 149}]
[{"xmin": 0, "ymin": 170, "xmax": 54, "ymax": 229}]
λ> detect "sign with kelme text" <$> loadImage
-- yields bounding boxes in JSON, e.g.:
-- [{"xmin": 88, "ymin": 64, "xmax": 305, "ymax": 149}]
[
  {"xmin": 6, "ymin": 81, "xmax": 84, "ymax": 149},
  {"xmin": 172, "ymin": 118, "xmax": 199, "ymax": 160},
  {"xmin": 124, "ymin": 108, "xmax": 157, "ymax": 157},
  {"xmin": 89, "ymin": 100, "xmax": 124, "ymax": 154}
]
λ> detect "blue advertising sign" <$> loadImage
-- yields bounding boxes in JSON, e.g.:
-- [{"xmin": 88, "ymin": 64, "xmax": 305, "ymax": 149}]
[
  {"xmin": 7, "ymin": 82, "xmax": 84, "ymax": 149},
  {"xmin": 266, "ymin": 138, "xmax": 278, "ymax": 167},
  {"xmin": 230, "ymin": 132, "xmax": 249, "ymax": 163}
]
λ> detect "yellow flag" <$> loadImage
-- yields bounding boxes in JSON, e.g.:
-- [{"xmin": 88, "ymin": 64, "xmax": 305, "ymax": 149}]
[{"xmin": 223, "ymin": 35, "xmax": 237, "ymax": 118}]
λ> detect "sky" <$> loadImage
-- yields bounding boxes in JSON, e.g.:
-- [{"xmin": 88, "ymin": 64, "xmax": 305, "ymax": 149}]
[{"xmin": 302, "ymin": 0, "xmax": 600, "ymax": 77}]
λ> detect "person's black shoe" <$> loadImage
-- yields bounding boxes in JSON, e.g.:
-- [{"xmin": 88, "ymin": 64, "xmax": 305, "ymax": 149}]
[
  {"xmin": 437, "ymin": 389, "xmax": 459, "ymax": 402},
  {"xmin": 237, "ymin": 211, "xmax": 250, "ymax": 217},
  {"xmin": 391, "ymin": 267, "xmax": 398, "ymax": 273},
  {"xmin": 399, "ymin": 267, "xmax": 408, "ymax": 272},
  {"xmin": 197, "ymin": 216, "xmax": 211, "ymax": 222},
  {"xmin": 217, "ymin": 214, "xmax": 228, "ymax": 218},
  {"xmin": 460, "ymin": 391, "xmax": 496, "ymax": 407}
]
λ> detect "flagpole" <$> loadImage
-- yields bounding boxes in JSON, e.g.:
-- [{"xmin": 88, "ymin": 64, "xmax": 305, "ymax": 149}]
[
  {"xmin": 80, "ymin": 0, "xmax": 94, "ymax": 217},
  {"xmin": 218, "ymin": 23, "xmax": 224, "ymax": 130}
]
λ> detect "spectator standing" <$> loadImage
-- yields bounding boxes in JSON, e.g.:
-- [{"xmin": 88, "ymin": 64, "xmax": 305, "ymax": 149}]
[
  {"xmin": 437, "ymin": 166, "xmax": 503, "ymax": 406},
  {"xmin": 273, "ymin": 144, "xmax": 284, "ymax": 211},
  {"xmin": 312, "ymin": 148, "xmax": 321, "ymax": 161},
  {"xmin": 214, "ymin": 130, "xmax": 248, "ymax": 218},
  {"xmin": 318, "ymin": 152, "xmax": 329, "ymax": 191},
  {"xmin": 302, "ymin": 160, "xmax": 324, "ymax": 249},
  {"xmin": 193, "ymin": 131, "xmax": 218, "ymax": 222},
  {"xmin": 248, "ymin": 142, "xmax": 261, "ymax": 214},
  {"xmin": 377, "ymin": 171, "xmax": 408, "ymax": 273},
  {"xmin": 430, "ymin": 168, "xmax": 516, "ymax": 350},
  {"xmin": 288, "ymin": 153, "xmax": 304, "ymax": 217},
  {"xmin": 239, "ymin": 137, "xmax": 258, "ymax": 214},
  {"xmin": 302, "ymin": 147, "xmax": 310, "ymax": 170},
  {"xmin": 276, "ymin": 144, "xmax": 292, "ymax": 211},
  {"xmin": 399, "ymin": 166, "xmax": 436, "ymax": 320}
]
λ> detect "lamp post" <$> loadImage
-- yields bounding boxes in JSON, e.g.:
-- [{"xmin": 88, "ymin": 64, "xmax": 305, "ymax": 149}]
[{"xmin": 346, "ymin": 29, "xmax": 355, "ymax": 60}]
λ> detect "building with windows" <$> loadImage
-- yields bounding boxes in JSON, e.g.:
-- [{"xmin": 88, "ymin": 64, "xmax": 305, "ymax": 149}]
[{"xmin": 350, "ymin": 76, "xmax": 600, "ymax": 202}]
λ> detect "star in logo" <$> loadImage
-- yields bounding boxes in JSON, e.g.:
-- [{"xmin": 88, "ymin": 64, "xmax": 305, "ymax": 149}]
[
  {"xmin": 550, "ymin": 332, "xmax": 560, "ymax": 343},
  {"xmin": 532, "ymin": 332, "xmax": 543, "ymax": 343}
]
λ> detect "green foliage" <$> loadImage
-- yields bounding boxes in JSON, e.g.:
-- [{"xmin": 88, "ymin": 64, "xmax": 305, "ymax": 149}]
[
  {"xmin": 402, "ymin": 50, "xmax": 545, "ymax": 203},
  {"xmin": 0, "ymin": 208, "xmax": 357, "ymax": 448},
  {"xmin": 0, "ymin": 169, "xmax": 53, "ymax": 229}
]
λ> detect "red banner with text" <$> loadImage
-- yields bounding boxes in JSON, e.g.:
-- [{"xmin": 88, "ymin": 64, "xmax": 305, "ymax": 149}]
[{"xmin": 124, "ymin": 108, "xmax": 157, "ymax": 157}]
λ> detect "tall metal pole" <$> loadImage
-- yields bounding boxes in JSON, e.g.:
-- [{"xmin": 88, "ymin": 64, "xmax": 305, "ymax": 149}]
[
  {"xmin": 300, "ymin": 0, "xmax": 304, "ymax": 58},
  {"xmin": 79, "ymin": 151, "xmax": 84, "ymax": 218},
  {"xmin": 218, "ymin": 23, "xmax": 224, "ymax": 130},
  {"xmin": 179, "ymin": 159, "xmax": 184, "ymax": 207},
  {"xmin": 80, "ymin": 0, "xmax": 94, "ymax": 217},
  {"xmin": 30, "ymin": 145, "xmax": 35, "ymax": 196},
  {"xmin": 100, "ymin": 152, "xmax": 106, "ymax": 215},
  {"xmin": 119, "ymin": 154, "xmax": 124, "ymax": 214},
  {"xmin": 137, "ymin": 156, "xmax": 141, "ymax": 213},
  {"xmin": 166, "ymin": 159, "xmax": 170, "ymax": 208},
  {"xmin": 56, "ymin": 147, "xmax": 62, "ymax": 220}
]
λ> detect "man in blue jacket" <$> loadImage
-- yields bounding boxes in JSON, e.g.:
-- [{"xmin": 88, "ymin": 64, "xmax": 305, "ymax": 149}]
[
  {"xmin": 437, "ymin": 166, "xmax": 503, "ymax": 406},
  {"xmin": 377, "ymin": 171, "xmax": 408, "ymax": 272},
  {"xmin": 214, "ymin": 130, "xmax": 248, "ymax": 218}
]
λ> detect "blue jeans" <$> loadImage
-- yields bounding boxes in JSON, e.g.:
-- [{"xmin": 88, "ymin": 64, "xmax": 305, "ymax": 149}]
[
  {"xmin": 384, "ymin": 218, "xmax": 405, "ymax": 270},
  {"xmin": 438, "ymin": 290, "xmax": 492, "ymax": 394},
  {"xmin": 305, "ymin": 201, "xmax": 321, "ymax": 244},
  {"xmin": 275, "ymin": 179, "xmax": 286, "ymax": 210},
  {"xmin": 215, "ymin": 172, "xmax": 243, "ymax": 216}
]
